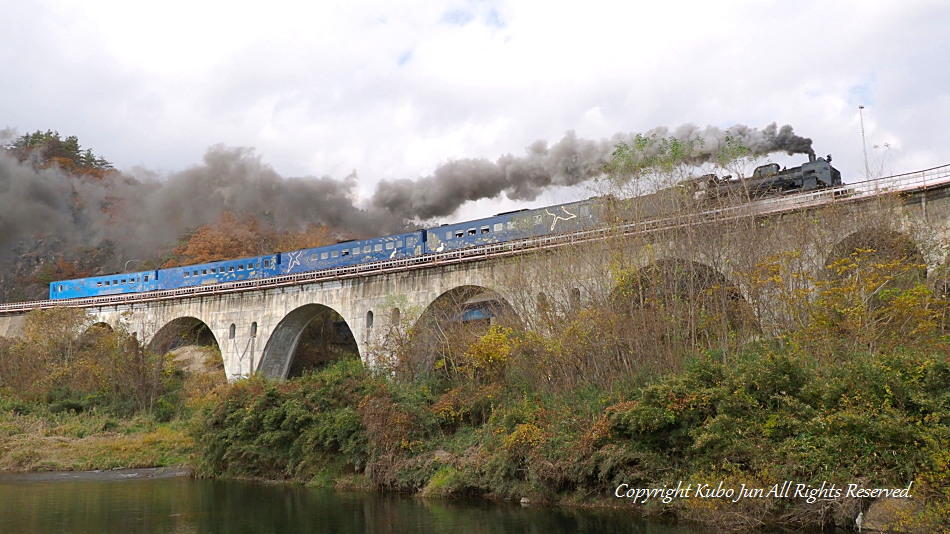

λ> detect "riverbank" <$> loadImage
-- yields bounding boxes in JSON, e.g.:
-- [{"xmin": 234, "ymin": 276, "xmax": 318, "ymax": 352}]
[
  {"xmin": 0, "ymin": 409, "xmax": 193, "ymax": 472},
  {"xmin": 1, "ymin": 346, "xmax": 946, "ymax": 532},
  {"xmin": 189, "ymin": 351, "xmax": 950, "ymax": 532},
  {"xmin": 2, "ymin": 308, "xmax": 948, "ymax": 532}
]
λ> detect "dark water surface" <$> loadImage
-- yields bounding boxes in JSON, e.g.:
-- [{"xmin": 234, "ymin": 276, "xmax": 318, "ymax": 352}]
[{"xmin": 0, "ymin": 469, "xmax": 816, "ymax": 534}]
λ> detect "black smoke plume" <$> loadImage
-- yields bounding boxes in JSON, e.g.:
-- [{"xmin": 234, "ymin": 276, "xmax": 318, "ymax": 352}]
[
  {"xmin": 0, "ymin": 122, "xmax": 811, "ymax": 274},
  {"xmin": 371, "ymin": 122, "xmax": 813, "ymax": 219}
]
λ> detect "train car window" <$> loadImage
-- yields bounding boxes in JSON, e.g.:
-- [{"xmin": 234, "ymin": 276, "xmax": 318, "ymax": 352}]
[
  {"xmin": 407, "ymin": 237, "xmax": 415, "ymax": 246},
  {"xmin": 144, "ymin": 276, "xmax": 149, "ymax": 282},
  {"xmin": 494, "ymin": 223, "xmax": 503, "ymax": 232},
  {"xmin": 481, "ymin": 226, "xmax": 490, "ymax": 234},
  {"xmin": 58, "ymin": 285, "xmax": 63, "ymax": 291},
  {"xmin": 468, "ymin": 228, "xmax": 476, "ymax": 235},
  {"xmin": 121, "ymin": 279, "xmax": 126, "ymax": 284},
  {"xmin": 331, "ymin": 251, "xmax": 339, "ymax": 258},
  {"xmin": 374, "ymin": 243, "xmax": 382, "ymax": 252},
  {"xmin": 97, "ymin": 282, "xmax": 102, "ymax": 287},
  {"xmin": 455, "ymin": 231, "xmax": 464, "ymax": 238},
  {"xmin": 237, "ymin": 265, "xmax": 244, "ymax": 271},
  {"xmin": 105, "ymin": 281, "xmax": 111, "ymax": 286},
  {"xmin": 263, "ymin": 260, "xmax": 271, "ymax": 267},
  {"xmin": 247, "ymin": 263, "xmax": 253, "ymax": 269},
  {"xmin": 446, "ymin": 231, "xmax": 452, "ymax": 240},
  {"xmin": 184, "ymin": 272, "xmax": 189, "ymax": 278},
  {"xmin": 396, "ymin": 240, "xmax": 403, "ymax": 248},
  {"xmin": 202, "ymin": 270, "xmax": 207, "ymax": 275},
  {"xmin": 385, "ymin": 242, "xmax": 394, "ymax": 250},
  {"xmin": 342, "ymin": 250, "xmax": 350, "ymax": 256},
  {"xmin": 229, "ymin": 267, "xmax": 234, "ymax": 272},
  {"xmin": 353, "ymin": 247, "xmax": 360, "ymax": 255},
  {"xmin": 321, "ymin": 252, "xmax": 328, "ymax": 259}
]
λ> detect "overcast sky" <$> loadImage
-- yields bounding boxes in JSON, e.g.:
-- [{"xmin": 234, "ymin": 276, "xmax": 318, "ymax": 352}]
[{"xmin": 3, "ymin": 0, "xmax": 948, "ymax": 223}]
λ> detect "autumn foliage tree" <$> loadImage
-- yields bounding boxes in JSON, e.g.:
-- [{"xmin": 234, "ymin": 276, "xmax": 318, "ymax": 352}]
[
  {"xmin": 0, "ymin": 309, "xmax": 180, "ymax": 416},
  {"xmin": 164, "ymin": 211, "xmax": 339, "ymax": 267},
  {"xmin": 5, "ymin": 129, "xmax": 113, "ymax": 177},
  {"xmin": 164, "ymin": 212, "xmax": 271, "ymax": 267}
]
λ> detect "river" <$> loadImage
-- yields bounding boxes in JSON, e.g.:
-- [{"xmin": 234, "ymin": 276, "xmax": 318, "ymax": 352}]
[{"xmin": 0, "ymin": 469, "xmax": 834, "ymax": 533}]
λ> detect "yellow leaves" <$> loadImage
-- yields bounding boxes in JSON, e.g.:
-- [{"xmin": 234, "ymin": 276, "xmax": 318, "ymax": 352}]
[
  {"xmin": 453, "ymin": 325, "xmax": 515, "ymax": 383},
  {"xmin": 502, "ymin": 423, "xmax": 545, "ymax": 456},
  {"xmin": 464, "ymin": 325, "xmax": 513, "ymax": 368}
]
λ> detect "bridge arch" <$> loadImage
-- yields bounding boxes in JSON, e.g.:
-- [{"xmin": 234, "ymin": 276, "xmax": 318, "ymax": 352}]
[
  {"xmin": 147, "ymin": 316, "xmax": 224, "ymax": 376},
  {"xmin": 258, "ymin": 303, "xmax": 359, "ymax": 380},
  {"xmin": 149, "ymin": 316, "xmax": 220, "ymax": 355},
  {"xmin": 828, "ymin": 229, "xmax": 925, "ymax": 273},
  {"xmin": 611, "ymin": 258, "xmax": 754, "ymax": 359},
  {"xmin": 81, "ymin": 321, "xmax": 113, "ymax": 336},
  {"xmin": 400, "ymin": 285, "xmax": 519, "ymax": 378},
  {"xmin": 77, "ymin": 321, "xmax": 115, "ymax": 351}
]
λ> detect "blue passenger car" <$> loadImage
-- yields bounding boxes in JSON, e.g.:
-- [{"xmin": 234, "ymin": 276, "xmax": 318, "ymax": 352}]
[
  {"xmin": 424, "ymin": 199, "xmax": 599, "ymax": 253},
  {"xmin": 281, "ymin": 231, "xmax": 427, "ymax": 275},
  {"xmin": 158, "ymin": 255, "xmax": 280, "ymax": 290},
  {"xmin": 49, "ymin": 270, "xmax": 160, "ymax": 300}
]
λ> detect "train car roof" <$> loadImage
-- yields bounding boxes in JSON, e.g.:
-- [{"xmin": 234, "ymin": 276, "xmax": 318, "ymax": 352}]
[
  {"xmin": 165, "ymin": 254, "xmax": 278, "ymax": 271},
  {"xmin": 53, "ymin": 269, "xmax": 157, "ymax": 285}
]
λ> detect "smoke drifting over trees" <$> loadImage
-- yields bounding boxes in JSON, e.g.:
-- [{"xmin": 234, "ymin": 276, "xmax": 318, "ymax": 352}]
[
  {"xmin": 370, "ymin": 122, "xmax": 812, "ymax": 219},
  {"xmin": 0, "ymin": 122, "xmax": 811, "ymax": 270}
]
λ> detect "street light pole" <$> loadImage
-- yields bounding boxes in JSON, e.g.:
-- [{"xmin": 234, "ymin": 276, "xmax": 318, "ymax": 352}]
[{"xmin": 858, "ymin": 105, "xmax": 870, "ymax": 180}]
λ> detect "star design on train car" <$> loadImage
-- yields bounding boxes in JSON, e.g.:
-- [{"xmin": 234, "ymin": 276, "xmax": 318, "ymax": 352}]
[
  {"xmin": 287, "ymin": 251, "xmax": 303, "ymax": 270},
  {"xmin": 545, "ymin": 207, "xmax": 577, "ymax": 231}
]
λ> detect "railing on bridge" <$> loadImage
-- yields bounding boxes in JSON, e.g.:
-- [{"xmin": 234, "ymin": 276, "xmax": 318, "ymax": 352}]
[{"xmin": 2, "ymin": 163, "xmax": 949, "ymax": 315}]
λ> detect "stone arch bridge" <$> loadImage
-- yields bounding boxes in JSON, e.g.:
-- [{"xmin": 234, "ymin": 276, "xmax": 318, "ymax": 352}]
[{"xmin": 1, "ymin": 166, "xmax": 949, "ymax": 380}]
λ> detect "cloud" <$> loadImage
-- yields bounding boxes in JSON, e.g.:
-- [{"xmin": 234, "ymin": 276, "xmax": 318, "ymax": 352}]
[{"xmin": 1, "ymin": 0, "xmax": 948, "ymax": 224}]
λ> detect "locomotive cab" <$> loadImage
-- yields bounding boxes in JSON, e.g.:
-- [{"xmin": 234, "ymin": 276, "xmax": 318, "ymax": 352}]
[{"xmin": 752, "ymin": 163, "xmax": 781, "ymax": 179}]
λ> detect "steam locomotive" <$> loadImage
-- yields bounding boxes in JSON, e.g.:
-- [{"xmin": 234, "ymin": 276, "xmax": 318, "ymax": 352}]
[
  {"xmin": 49, "ymin": 155, "xmax": 841, "ymax": 300},
  {"xmin": 687, "ymin": 154, "xmax": 841, "ymax": 201}
]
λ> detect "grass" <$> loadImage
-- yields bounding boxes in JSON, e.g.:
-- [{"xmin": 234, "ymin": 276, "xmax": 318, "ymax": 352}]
[{"xmin": 0, "ymin": 408, "xmax": 195, "ymax": 472}]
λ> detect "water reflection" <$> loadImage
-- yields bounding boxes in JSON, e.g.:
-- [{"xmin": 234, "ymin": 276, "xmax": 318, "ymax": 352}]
[{"xmin": 0, "ymin": 471, "xmax": 717, "ymax": 534}]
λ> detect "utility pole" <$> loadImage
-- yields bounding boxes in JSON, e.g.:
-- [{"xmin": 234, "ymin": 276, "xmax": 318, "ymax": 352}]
[{"xmin": 858, "ymin": 105, "xmax": 870, "ymax": 180}]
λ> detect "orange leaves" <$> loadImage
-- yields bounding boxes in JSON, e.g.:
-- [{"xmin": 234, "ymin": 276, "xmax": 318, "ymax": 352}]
[
  {"xmin": 164, "ymin": 212, "xmax": 337, "ymax": 267},
  {"xmin": 164, "ymin": 212, "xmax": 266, "ymax": 267},
  {"xmin": 275, "ymin": 225, "xmax": 336, "ymax": 252}
]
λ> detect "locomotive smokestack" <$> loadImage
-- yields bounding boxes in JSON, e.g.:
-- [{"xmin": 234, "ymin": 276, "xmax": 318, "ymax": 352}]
[{"xmin": 809, "ymin": 153, "xmax": 816, "ymax": 163}]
